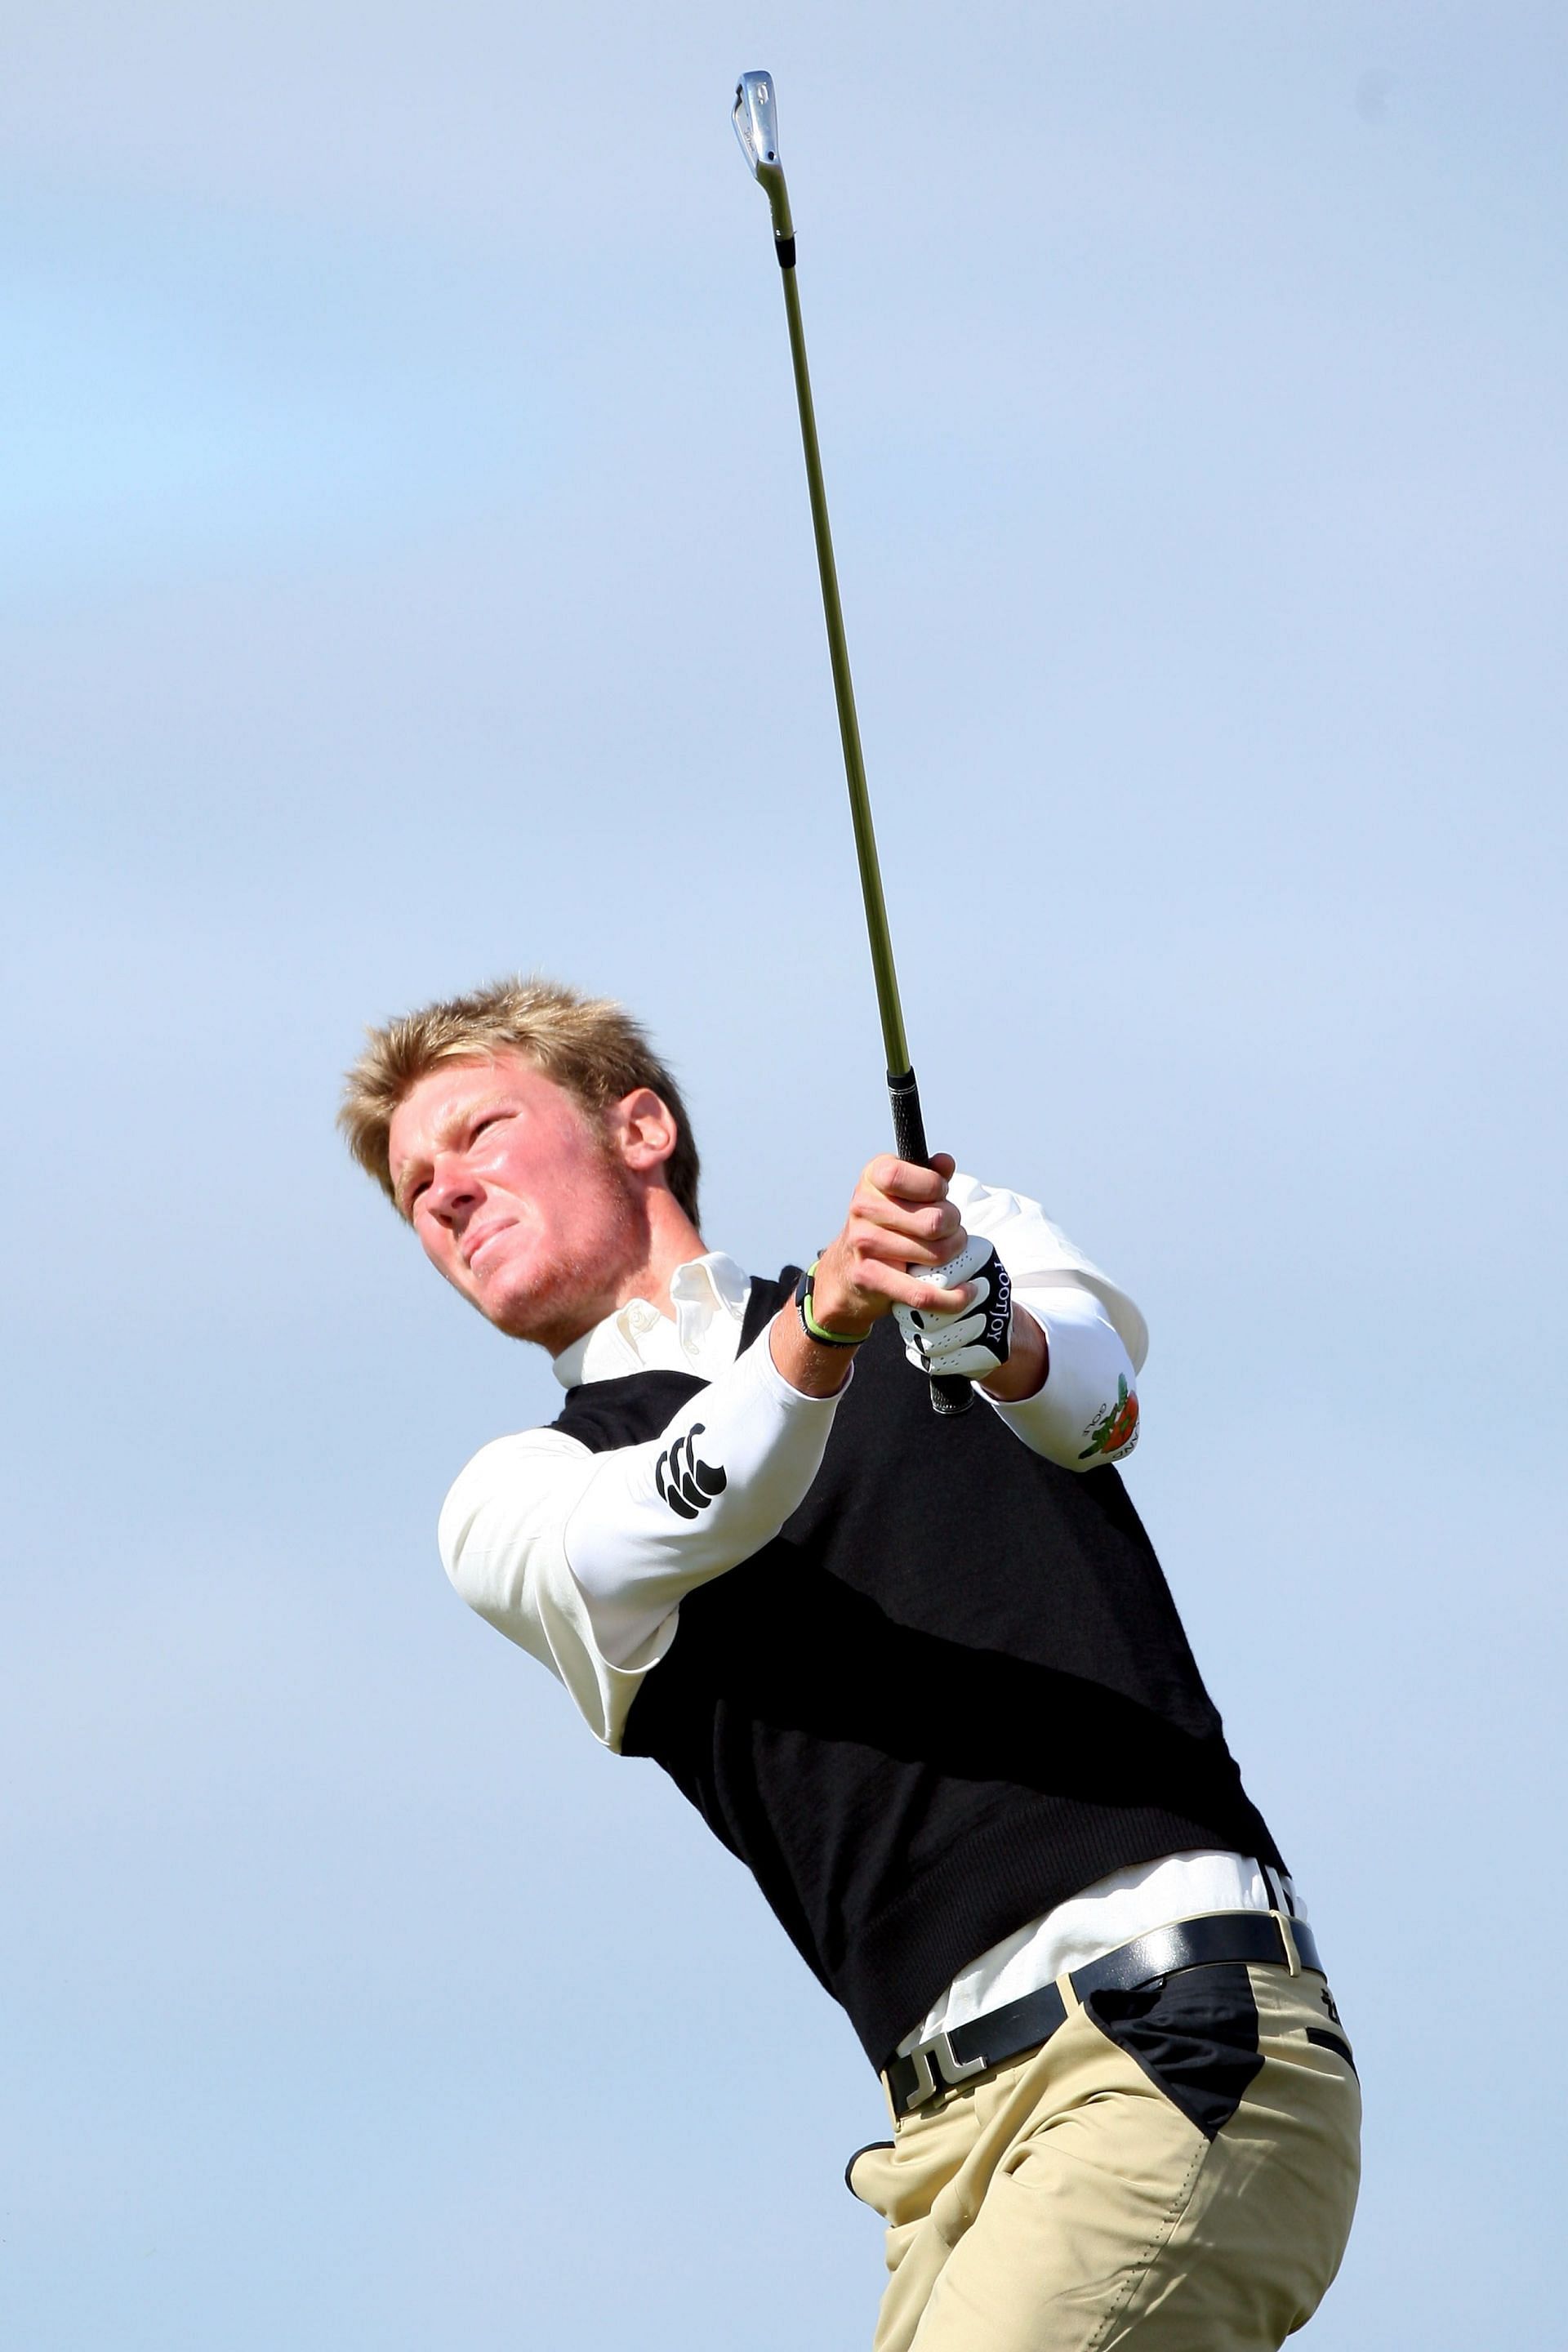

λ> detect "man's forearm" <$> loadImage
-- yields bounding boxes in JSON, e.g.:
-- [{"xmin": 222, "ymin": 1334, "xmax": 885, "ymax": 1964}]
[
  {"xmin": 555, "ymin": 1325, "xmax": 846, "ymax": 1664},
  {"xmin": 443, "ymin": 1325, "xmax": 849, "ymax": 1686},
  {"xmin": 768, "ymin": 1298, "xmax": 866, "ymax": 1396}
]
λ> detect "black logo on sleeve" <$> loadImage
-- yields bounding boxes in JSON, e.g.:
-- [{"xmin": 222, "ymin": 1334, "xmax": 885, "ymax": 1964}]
[{"xmin": 654, "ymin": 1424, "xmax": 728, "ymax": 1521}]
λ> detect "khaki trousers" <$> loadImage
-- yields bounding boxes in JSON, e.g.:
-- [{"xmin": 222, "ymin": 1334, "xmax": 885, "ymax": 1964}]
[{"xmin": 848, "ymin": 1957, "xmax": 1360, "ymax": 2352}]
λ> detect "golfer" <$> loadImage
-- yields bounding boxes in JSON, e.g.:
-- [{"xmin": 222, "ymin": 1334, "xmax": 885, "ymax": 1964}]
[{"xmin": 341, "ymin": 974, "xmax": 1360, "ymax": 2351}]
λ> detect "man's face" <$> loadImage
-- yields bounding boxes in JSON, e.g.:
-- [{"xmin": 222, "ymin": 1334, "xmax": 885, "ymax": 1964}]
[{"xmin": 386, "ymin": 1053, "xmax": 646, "ymax": 1346}]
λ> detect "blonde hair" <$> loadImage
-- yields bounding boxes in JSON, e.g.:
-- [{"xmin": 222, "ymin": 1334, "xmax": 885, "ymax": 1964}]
[{"xmin": 338, "ymin": 974, "xmax": 701, "ymax": 1223}]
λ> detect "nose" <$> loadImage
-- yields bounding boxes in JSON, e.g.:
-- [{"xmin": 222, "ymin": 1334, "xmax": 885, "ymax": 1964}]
[{"xmin": 424, "ymin": 1153, "xmax": 480, "ymax": 1229}]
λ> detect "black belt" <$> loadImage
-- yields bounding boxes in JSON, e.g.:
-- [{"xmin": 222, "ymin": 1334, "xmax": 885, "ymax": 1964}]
[{"xmin": 884, "ymin": 1910, "xmax": 1323, "ymax": 2117}]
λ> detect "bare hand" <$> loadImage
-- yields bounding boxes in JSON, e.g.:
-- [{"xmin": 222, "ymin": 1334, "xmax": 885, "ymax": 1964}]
[{"xmin": 809, "ymin": 1153, "xmax": 975, "ymax": 1337}]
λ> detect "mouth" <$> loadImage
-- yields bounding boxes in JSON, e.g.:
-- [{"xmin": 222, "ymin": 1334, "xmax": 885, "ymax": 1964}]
[{"xmin": 461, "ymin": 1221, "xmax": 515, "ymax": 1273}]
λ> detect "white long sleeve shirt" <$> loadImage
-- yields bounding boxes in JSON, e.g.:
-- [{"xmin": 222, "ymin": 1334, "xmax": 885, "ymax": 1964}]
[{"xmin": 438, "ymin": 1174, "xmax": 1299, "ymax": 2047}]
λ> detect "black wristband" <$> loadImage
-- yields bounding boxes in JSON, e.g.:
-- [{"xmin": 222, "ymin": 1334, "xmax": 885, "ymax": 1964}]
[{"xmin": 795, "ymin": 1263, "xmax": 871, "ymax": 1348}]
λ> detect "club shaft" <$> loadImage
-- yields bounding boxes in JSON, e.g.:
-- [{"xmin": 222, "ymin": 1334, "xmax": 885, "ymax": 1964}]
[
  {"xmin": 776, "ymin": 258, "xmax": 911, "ymax": 1085},
  {"xmin": 773, "ymin": 238, "xmax": 973, "ymax": 1419}
]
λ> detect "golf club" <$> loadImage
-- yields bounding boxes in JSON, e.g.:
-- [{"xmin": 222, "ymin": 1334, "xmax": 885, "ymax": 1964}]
[{"xmin": 733, "ymin": 69, "xmax": 973, "ymax": 1417}]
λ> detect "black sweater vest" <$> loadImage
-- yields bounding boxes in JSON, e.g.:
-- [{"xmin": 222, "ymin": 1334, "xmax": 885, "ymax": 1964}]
[{"xmin": 551, "ymin": 1272, "xmax": 1284, "ymax": 2067}]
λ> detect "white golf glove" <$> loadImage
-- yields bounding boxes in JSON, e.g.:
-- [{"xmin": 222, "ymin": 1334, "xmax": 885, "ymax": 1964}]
[{"xmin": 894, "ymin": 1235, "xmax": 1013, "ymax": 1383}]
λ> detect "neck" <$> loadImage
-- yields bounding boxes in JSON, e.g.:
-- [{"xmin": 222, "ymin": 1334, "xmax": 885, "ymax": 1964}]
[
  {"xmin": 607, "ymin": 1187, "xmax": 709, "ymax": 1325},
  {"xmin": 533, "ymin": 1185, "xmax": 708, "ymax": 1358}
]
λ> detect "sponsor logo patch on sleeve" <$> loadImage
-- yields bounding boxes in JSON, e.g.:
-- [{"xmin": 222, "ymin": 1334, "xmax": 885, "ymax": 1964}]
[{"xmin": 1078, "ymin": 1376, "xmax": 1140, "ymax": 1462}]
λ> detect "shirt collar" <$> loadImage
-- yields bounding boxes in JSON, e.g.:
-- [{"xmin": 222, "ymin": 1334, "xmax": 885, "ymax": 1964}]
[{"xmin": 550, "ymin": 1251, "xmax": 752, "ymax": 1389}]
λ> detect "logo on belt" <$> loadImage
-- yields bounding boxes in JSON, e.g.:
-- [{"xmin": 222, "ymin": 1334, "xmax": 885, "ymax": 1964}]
[{"xmin": 655, "ymin": 1424, "xmax": 728, "ymax": 1520}]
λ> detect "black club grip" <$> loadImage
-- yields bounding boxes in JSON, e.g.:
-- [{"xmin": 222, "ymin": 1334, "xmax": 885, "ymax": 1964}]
[{"xmin": 886, "ymin": 1067, "xmax": 973, "ymax": 1418}]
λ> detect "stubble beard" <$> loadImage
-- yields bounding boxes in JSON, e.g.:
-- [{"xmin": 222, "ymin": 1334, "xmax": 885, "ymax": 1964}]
[{"xmin": 479, "ymin": 1148, "xmax": 651, "ymax": 1354}]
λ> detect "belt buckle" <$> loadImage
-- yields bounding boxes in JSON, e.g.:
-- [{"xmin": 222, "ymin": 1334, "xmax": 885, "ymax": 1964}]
[{"xmin": 900, "ymin": 2028, "xmax": 989, "ymax": 2114}]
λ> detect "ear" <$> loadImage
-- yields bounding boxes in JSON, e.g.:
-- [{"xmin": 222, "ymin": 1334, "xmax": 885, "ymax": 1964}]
[{"xmin": 607, "ymin": 1087, "xmax": 678, "ymax": 1178}]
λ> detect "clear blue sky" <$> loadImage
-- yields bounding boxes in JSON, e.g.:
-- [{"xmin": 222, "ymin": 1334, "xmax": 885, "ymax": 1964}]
[{"xmin": 3, "ymin": 5, "xmax": 1564, "ymax": 2345}]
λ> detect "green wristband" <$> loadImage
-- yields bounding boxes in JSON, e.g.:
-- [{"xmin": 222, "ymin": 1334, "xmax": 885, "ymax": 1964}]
[{"xmin": 795, "ymin": 1261, "xmax": 871, "ymax": 1349}]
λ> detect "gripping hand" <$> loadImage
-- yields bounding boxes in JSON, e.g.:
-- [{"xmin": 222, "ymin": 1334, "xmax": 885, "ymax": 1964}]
[{"xmin": 894, "ymin": 1236, "xmax": 1013, "ymax": 1383}]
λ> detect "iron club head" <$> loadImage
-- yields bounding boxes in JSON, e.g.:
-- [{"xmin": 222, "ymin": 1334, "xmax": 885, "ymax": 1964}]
[
  {"xmin": 733, "ymin": 70, "xmax": 793, "ymax": 242},
  {"xmin": 733, "ymin": 71, "xmax": 780, "ymax": 174}
]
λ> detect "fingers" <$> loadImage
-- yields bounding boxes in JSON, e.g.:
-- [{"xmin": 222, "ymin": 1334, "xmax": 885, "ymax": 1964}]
[
  {"xmin": 909, "ymin": 1284, "xmax": 979, "ymax": 1317},
  {"xmin": 816, "ymin": 1236, "xmax": 973, "ymax": 1322},
  {"xmin": 811, "ymin": 1153, "xmax": 973, "ymax": 1332},
  {"xmin": 862, "ymin": 1152, "xmax": 950, "ymax": 1200},
  {"xmin": 864, "ymin": 1263, "xmax": 976, "ymax": 1314},
  {"xmin": 853, "ymin": 1155, "xmax": 964, "ymax": 1265}
]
